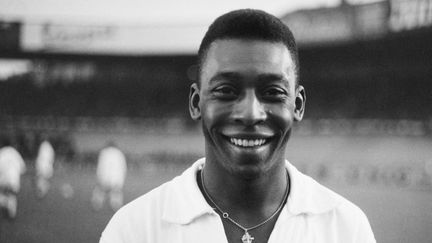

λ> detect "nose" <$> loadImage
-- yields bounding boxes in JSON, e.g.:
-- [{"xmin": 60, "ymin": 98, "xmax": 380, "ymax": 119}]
[{"xmin": 232, "ymin": 90, "xmax": 267, "ymax": 126}]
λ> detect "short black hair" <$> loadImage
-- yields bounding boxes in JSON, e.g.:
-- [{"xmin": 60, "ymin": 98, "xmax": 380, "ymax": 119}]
[{"xmin": 197, "ymin": 9, "xmax": 299, "ymax": 85}]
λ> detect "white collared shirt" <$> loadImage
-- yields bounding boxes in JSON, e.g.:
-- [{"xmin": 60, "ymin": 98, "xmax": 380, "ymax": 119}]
[
  {"xmin": 100, "ymin": 158, "xmax": 376, "ymax": 243},
  {"xmin": 0, "ymin": 146, "xmax": 26, "ymax": 192},
  {"xmin": 36, "ymin": 141, "xmax": 55, "ymax": 178},
  {"xmin": 96, "ymin": 147, "xmax": 127, "ymax": 189}
]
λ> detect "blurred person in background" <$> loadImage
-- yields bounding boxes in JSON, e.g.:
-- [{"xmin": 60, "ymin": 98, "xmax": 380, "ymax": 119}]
[
  {"xmin": 0, "ymin": 140, "xmax": 26, "ymax": 220},
  {"xmin": 35, "ymin": 138, "xmax": 55, "ymax": 198},
  {"xmin": 100, "ymin": 9, "xmax": 375, "ymax": 243},
  {"xmin": 91, "ymin": 141, "xmax": 127, "ymax": 211}
]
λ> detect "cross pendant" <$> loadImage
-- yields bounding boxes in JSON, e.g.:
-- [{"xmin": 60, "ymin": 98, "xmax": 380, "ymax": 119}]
[{"xmin": 241, "ymin": 231, "xmax": 254, "ymax": 243}]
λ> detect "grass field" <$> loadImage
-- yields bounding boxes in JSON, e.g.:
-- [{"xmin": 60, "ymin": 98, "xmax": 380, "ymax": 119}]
[{"xmin": 1, "ymin": 133, "xmax": 432, "ymax": 243}]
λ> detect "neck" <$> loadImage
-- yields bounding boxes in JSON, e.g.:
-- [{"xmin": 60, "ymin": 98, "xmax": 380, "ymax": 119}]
[{"xmin": 199, "ymin": 160, "xmax": 289, "ymax": 215}]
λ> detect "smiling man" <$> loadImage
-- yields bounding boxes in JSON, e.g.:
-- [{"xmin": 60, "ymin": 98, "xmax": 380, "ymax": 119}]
[{"xmin": 100, "ymin": 9, "xmax": 375, "ymax": 243}]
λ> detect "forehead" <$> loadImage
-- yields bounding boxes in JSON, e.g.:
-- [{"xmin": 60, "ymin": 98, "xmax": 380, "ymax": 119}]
[{"xmin": 201, "ymin": 39, "xmax": 295, "ymax": 84}]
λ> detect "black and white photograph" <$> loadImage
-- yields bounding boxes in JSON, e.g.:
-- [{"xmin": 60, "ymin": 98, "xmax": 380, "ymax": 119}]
[{"xmin": 0, "ymin": 0, "xmax": 431, "ymax": 242}]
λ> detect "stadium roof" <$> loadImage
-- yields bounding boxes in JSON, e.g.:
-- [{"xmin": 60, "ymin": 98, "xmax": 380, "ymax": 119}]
[{"xmin": 1, "ymin": 0, "xmax": 431, "ymax": 56}]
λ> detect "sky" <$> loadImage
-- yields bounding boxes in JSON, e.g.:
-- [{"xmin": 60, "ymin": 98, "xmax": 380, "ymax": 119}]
[{"xmin": 0, "ymin": 0, "xmax": 379, "ymax": 26}]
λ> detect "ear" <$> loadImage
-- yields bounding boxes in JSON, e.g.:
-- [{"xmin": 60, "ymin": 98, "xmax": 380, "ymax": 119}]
[
  {"xmin": 294, "ymin": 85, "xmax": 306, "ymax": 121},
  {"xmin": 189, "ymin": 83, "xmax": 201, "ymax": 120}
]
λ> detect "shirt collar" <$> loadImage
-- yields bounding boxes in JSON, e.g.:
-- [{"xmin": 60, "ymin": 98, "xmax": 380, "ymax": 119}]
[
  {"xmin": 285, "ymin": 160, "xmax": 342, "ymax": 216},
  {"xmin": 162, "ymin": 158, "xmax": 214, "ymax": 224},
  {"xmin": 162, "ymin": 158, "xmax": 341, "ymax": 224}
]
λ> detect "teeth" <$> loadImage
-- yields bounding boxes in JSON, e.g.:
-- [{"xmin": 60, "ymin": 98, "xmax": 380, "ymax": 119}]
[{"xmin": 229, "ymin": 138, "xmax": 267, "ymax": 147}]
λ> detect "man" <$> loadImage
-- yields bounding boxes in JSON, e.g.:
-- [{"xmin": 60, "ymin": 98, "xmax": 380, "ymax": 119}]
[
  {"xmin": 91, "ymin": 141, "xmax": 127, "ymax": 211},
  {"xmin": 35, "ymin": 139, "xmax": 55, "ymax": 198},
  {"xmin": 0, "ymin": 144, "xmax": 26, "ymax": 219},
  {"xmin": 100, "ymin": 9, "xmax": 375, "ymax": 243}
]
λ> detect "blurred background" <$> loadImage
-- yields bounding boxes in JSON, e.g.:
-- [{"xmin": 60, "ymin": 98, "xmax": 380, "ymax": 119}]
[{"xmin": 0, "ymin": 0, "xmax": 431, "ymax": 242}]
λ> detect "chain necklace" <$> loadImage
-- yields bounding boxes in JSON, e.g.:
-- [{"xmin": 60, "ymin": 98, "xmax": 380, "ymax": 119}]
[{"xmin": 200, "ymin": 168, "xmax": 289, "ymax": 243}]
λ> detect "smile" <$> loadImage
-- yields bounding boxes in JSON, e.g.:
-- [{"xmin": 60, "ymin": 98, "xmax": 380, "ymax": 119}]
[{"xmin": 229, "ymin": 138, "xmax": 267, "ymax": 147}]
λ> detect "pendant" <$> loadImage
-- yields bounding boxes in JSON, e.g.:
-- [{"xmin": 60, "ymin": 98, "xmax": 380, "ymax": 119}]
[{"xmin": 242, "ymin": 231, "xmax": 254, "ymax": 243}]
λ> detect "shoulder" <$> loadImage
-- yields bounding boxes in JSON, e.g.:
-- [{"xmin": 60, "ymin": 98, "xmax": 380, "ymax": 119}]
[
  {"xmin": 301, "ymin": 170, "xmax": 370, "ymax": 221},
  {"xmin": 310, "ymin": 181, "xmax": 375, "ymax": 242},
  {"xmin": 329, "ymin": 189, "xmax": 371, "ymax": 226},
  {"xmin": 0, "ymin": 146, "xmax": 20, "ymax": 156},
  {"xmin": 100, "ymin": 180, "xmax": 172, "ymax": 243},
  {"xmin": 100, "ymin": 147, "xmax": 125, "ymax": 158},
  {"xmin": 100, "ymin": 160, "xmax": 205, "ymax": 243},
  {"xmin": 285, "ymin": 161, "xmax": 375, "ymax": 242},
  {"xmin": 0, "ymin": 147, "xmax": 24, "ymax": 165},
  {"xmin": 327, "ymin": 190, "xmax": 376, "ymax": 242},
  {"xmin": 100, "ymin": 167, "xmax": 193, "ymax": 243}
]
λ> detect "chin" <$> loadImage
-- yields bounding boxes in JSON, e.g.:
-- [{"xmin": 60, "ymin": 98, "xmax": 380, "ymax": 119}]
[{"xmin": 224, "ymin": 154, "xmax": 274, "ymax": 179}]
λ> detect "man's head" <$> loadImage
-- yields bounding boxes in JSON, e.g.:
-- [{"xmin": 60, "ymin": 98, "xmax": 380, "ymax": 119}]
[
  {"xmin": 189, "ymin": 9, "xmax": 305, "ymax": 178},
  {"xmin": 197, "ymin": 9, "xmax": 299, "ymax": 86}
]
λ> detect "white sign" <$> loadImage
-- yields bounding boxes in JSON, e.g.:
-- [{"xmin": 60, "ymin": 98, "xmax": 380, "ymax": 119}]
[
  {"xmin": 21, "ymin": 23, "xmax": 206, "ymax": 55},
  {"xmin": 390, "ymin": 0, "xmax": 432, "ymax": 31},
  {"xmin": 41, "ymin": 24, "xmax": 113, "ymax": 49}
]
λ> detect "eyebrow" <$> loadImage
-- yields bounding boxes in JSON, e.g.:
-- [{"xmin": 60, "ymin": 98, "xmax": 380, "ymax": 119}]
[
  {"xmin": 257, "ymin": 73, "xmax": 287, "ymax": 83},
  {"xmin": 209, "ymin": 72, "xmax": 242, "ymax": 84},
  {"xmin": 209, "ymin": 72, "xmax": 289, "ymax": 85}
]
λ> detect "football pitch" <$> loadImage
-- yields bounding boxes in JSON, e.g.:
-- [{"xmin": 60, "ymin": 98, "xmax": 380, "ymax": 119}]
[{"xmin": 1, "ymin": 134, "xmax": 431, "ymax": 243}]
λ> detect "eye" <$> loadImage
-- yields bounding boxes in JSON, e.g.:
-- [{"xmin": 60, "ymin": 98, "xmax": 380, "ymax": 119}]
[
  {"xmin": 212, "ymin": 85, "xmax": 238, "ymax": 99},
  {"xmin": 262, "ymin": 86, "xmax": 288, "ymax": 100}
]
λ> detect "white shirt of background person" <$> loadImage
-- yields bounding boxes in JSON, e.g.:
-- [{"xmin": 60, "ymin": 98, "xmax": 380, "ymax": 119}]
[
  {"xmin": 35, "ymin": 140, "xmax": 55, "ymax": 198},
  {"xmin": 92, "ymin": 145, "xmax": 127, "ymax": 211},
  {"xmin": 0, "ymin": 146, "xmax": 26, "ymax": 219}
]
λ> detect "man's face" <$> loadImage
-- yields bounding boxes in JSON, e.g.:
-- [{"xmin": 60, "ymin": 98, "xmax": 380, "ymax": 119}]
[{"xmin": 190, "ymin": 39, "xmax": 305, "ymax": 178}]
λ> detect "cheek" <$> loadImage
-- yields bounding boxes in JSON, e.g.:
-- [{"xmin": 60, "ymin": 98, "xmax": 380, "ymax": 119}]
[
  {"xmin": 267, "ymin": 105, "xmax": 294, "ymax": 130},
  {"xmin": 201, "ymin": 102, "xmax": 229, "ymax": 127}
]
